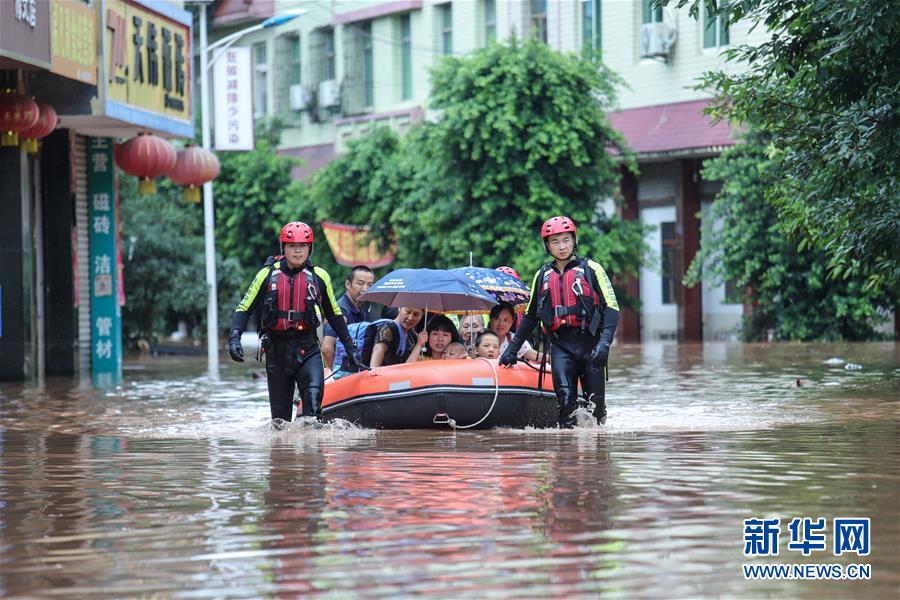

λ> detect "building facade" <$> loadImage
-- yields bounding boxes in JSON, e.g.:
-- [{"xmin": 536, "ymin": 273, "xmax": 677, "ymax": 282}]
[
  {"xmin": 1, "ymin": 0, "xmax": 193, "ymax": 383},
  {"xmin": 206, "ymin": 0, "xmax": 771, "ymax": 342}
]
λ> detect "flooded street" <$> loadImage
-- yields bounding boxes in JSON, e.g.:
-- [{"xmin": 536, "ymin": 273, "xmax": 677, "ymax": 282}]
[{"xmin": 1, "ymin": 343, "xmax": 898, "ymax": 597}]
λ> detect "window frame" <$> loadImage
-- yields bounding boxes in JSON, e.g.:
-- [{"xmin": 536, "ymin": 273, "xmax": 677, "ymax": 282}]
[
  {"xmin": 581, "ymin": 0, "xmax": 600, "ymax": 61},
  {"xmin": 400, "ymin": 14, "xmax": 412, "ymax": 101},
  {"xmin": 440, "ymin": 3, "xmax": 453, "ymax": 56},
  {"xmin": 703, "ymin": 2, "xmax": 730, "ymax": 49},
  {"xmin": 361, "ymin": 21, "xmax": 374, "ymax": 107},
  {"xmin": 530, "ymin": 0, "xmax": 547, "ymax": 44},
  {"xmin": 483, "ymin": 0, "xmax": 496, "ymax": 45},
  {"xmin": 252, "ymin": 41, "xmax": 268, "ymax": 117},
  {"xmin": 642, "ymin": 0, "xmax": 663, "ymax": 24},
  {"xmin": 288, "ymin": 34, "xmax": 301, "ymax": 86},
  {"xmin": 323, "ymin": 27, "xmax": 336, "ymax": 80}
]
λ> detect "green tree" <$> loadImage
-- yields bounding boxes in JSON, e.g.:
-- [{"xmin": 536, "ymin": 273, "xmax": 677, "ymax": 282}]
[
  {"xmin": 667, "ymin": 0, "xmax": 900, "ymax": 293},
  {"xmin": 120, "ymin": 176, "xmax": 244, "ymax": 344},
  {"xmin": 685, "ymin": 133, "xmax": 892, "ymax": 341},
  {"xmin": 310, "ymin": 38, "xmax": 648, "ymax": 295}
]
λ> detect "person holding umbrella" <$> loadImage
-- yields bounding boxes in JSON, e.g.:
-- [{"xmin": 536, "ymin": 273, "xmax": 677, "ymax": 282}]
[
  {"xmin": 499, "ymin": 216, "xmax": 619, "ymax": 428},
  {"xmin": 227, "ymin": 222, "xmax": 361, "ymax": 422}
]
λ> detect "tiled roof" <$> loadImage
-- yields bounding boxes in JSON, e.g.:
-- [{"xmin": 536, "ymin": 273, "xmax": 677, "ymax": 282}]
[{"xmin": 608, "ymin": 98, "xmax": 736, "ymax": 156}]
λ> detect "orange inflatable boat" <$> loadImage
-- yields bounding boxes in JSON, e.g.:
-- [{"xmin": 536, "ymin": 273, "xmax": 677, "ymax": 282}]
[{"xmin": 322, "ymin": 359, "xmax": 557, "ymax": 429}]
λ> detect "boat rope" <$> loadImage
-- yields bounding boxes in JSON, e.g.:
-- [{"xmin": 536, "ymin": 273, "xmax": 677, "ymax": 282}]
[{"xmin": 445, "ymin": 357, "xmax": 500, "ymax": 430}]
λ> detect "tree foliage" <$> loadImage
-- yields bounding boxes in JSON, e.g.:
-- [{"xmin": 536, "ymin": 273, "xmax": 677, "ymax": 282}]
[
  {"xmin": 685, "ymin": 134, "xmax": 893, "ymax": 341},
  {"xmin": 310, "ymin": 37, "xmax": 648, "ymax": 293},
  {"xmin": 119, "ymin": 176, "xmax": 244, "ymax": 343},
  {"xmin": 667, "ymin": 0, "xmax": 900, "ymax": 293}
]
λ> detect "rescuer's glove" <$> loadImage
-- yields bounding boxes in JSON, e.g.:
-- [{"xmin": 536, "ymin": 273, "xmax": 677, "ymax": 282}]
[
  {"xmin": 590, "ymin": 340, "xmax": 610, "ymax": 367},
  {"xmin": 228, "ymin": 328, "xmax": 244, "ymax": 363},
  {"xmin": 499, "ymin": 347, "xmax": 519, "ymax": 367}
]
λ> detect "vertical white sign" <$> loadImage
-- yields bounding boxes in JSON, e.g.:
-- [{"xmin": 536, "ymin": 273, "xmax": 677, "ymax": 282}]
[{"xmin": 213, "ymin": 47, "xmax": 254, "ymax": 151}]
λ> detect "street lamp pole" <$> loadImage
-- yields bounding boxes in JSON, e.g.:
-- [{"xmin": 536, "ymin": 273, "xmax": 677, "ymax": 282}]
[
  {"xmin": 196, "ymin": 4, "xmax": 305, "ymax": 379},
  {"xmin": 199, "ymin": 3, "xmax": 218, "ymax": 379}
]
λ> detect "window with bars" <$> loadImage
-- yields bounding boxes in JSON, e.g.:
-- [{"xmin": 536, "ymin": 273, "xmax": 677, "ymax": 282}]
[
  {"xmin": 252, "ymin": 42, "xmax": 268, "ymax": 117},
  {"xmin": 274, "ymin": 33, "xmax": 301, "ymax": 120},
  {"xmin": 362, "ymin": 22, "xmax": 374, "ymax": 107},
  {"xmin": 400, "ymin": 14, "xmax": 412, "ymax": 100},
  {"xmin": 581, "ymin": 0, "xmax": 600, "ymax": 61},
  {"xmin": 530, "ymin": 0, "xmax": 547, "ymax": 44},
  {"xmin": 483, "ymin": 0, "xmax": 496, "ymax": 45},
  {"xmin": 642, "ymin": 0, "xmax": 663, "ymax": 24},
  {"xmin": 440, "ymin": 4, "xmax": 453, "ymax": 56},
  {"xmin": 703, "ymin": 2, "xmax": 730, "ymax": 48}
]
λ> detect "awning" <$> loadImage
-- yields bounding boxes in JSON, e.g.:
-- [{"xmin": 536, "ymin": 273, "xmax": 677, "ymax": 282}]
[{"xmin": 608, "ymin": 99, "xmax": 737, "ymax": 159}]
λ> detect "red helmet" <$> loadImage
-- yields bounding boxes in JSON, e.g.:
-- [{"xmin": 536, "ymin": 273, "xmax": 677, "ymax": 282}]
[
  {"xmin": 495, "ymin": 266, "xmax": 521, "ymax": 280},
  {"xmin": 280, "ymin": 221, "xmax": 314, "ymax": 244},
  {"xmin": 541, "ymin": 216, "xmax": 577, "ymax": 239}
]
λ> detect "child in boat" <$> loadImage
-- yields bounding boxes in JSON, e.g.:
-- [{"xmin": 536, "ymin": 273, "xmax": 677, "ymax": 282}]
[
  {"xmin": 473, "ymin": 331, "xmax": 501, "ymax": 360},
  {"xmin": 441, "ymin": 342, "xmax": 470, "ymax": 360},
  {"xmin": 417, "ymin": 314, "xmax": 461, "ymax": 361},
  {"xmin": 366, "ymin": 307, "xmax": 425, "ymax": 367}
]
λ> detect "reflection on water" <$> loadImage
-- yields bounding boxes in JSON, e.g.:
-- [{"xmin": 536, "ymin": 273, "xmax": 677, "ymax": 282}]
[{"xmin": 0, "ymin": 343, "xmax": 897, "ymax": 597}]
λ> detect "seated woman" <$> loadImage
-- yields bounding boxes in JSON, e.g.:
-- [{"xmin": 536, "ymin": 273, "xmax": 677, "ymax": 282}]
[
  {"xmin": 441, "ymin": 341, "xmax": 470, "ymax": 360},
  {"xmin": 365, "ymin": 307, "xmax": 425, "ymax": 368},
  {"xmin": 473, "ymin": 331, "xmax": 501, "ymax": 359},
  {"xmin": 489, "ymin": 302, "xmax": 539, "ymax": 362},
  {"xmin": 417, "ymin": 314, "xmax": 461, "ymax": 361}
]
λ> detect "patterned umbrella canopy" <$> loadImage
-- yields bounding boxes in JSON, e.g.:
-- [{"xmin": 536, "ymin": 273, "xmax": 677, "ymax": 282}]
[
  {"xmin": 449, "ymin": 267, "xmax": 531, "ymax": 314},
  {"xmin": 359, "ymin": 268, "xmax": 498, "ymax": 313}
]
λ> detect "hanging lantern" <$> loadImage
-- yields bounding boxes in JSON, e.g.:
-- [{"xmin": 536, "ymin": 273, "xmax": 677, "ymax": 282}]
[
  {"xmin": 0, "ymin": 90, "xmax": 40, "ymax": 146},
  {"xmin": 19, "ymin": 101, "xmax": 58, "ymax": 154},
  {"xmin": 167, "ymin": 145, "xmax": 221, "ymax": 203},
  {"xmin": 114, "ymin": 132, "xmax": 177, "ymax": 195}
]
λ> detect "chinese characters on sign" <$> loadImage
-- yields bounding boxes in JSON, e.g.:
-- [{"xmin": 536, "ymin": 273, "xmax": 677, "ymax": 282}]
[
  {"xmin": 50, "ymin": 0, "xmax": 97, "ymax": 84},
  {"xmin": 213, "ymin": 47, "xmax": 254, "ymax": 151},
  {"xmin": 743, "ymin": 517, "xmax": 871, "ymax": 557},
  {"xmin": 87, "ymin": 136, "xmax": 122, "ymax": 386},
  {"xmin": 105, "ymin": 0, "xmax": 191, "ymax": 123},
  {"xmin": 15, "ymin": 0, "xmax": 37, "ymax": 28}
]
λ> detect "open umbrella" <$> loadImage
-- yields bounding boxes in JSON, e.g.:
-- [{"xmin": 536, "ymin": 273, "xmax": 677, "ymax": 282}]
[
  {"xmin": 449, "ymin": 267, "xmax": 531, "ymax": 313},
  {"xmin": 359, "ymin": 268, "xmax": 498, "ymax": 313}
]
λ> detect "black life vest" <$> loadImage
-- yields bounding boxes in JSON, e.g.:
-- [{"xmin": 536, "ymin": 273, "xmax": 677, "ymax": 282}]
[
  {"xmin": 539, "ymin": 258, "xmax": 601, "ymax": 331},
  {"xmin": 263, "ymin": 264, "xmax": 320, "ymax": 332}
]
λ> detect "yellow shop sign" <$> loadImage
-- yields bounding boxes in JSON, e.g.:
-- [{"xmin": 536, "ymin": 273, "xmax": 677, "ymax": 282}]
[{"xmin": 104, "ymin": 0, "xmax": 191, "ymax": 123}]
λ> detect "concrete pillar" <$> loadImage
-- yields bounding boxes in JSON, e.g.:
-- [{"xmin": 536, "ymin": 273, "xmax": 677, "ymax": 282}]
[
  {"xmin": 677, "ymin": 158, "xmax": 702, "ymax": 342},
  {"xmin": 617, "ymin": 166, "xmax": 641, "ymax": 343},
  {"xmin": 0, "ymin": 147, "xmax": 32, "ymax": 380},
  {"xmin": 41, "ymin": 130, "xmax": 77, "ymax": 376}
]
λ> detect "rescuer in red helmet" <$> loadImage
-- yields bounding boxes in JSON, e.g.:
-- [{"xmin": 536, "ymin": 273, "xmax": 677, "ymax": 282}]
[
  {"xmin": 228, "ymin": 222, "xmax": 361, "ymax": 423},
  {"xmin": 499, "ymin": 216, "xmax": 620, "ymax": 428}
]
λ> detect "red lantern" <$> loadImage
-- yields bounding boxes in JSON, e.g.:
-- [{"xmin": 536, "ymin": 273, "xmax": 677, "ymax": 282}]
[
  {"xmin": 167, "ymin": 145, "xmax": 221, "ymax": 203},
  {"xmin": 114, "ymin": 133, "xmax": 177, "ymax": 195},
  {"xmin": 0, "ymin": 90, "xmax": 40, "ymax": 146},
  {"xmin": 19, "ymin": 101, "xmax": 58, "ymax": 154}
]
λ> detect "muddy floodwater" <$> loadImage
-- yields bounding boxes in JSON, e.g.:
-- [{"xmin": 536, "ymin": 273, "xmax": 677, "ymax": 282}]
[{"xmin": 1, "ymin": 342, "xmax": 898, "ymax": 598}]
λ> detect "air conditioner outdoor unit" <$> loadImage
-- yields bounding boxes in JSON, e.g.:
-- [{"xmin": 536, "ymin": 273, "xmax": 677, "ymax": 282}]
[
  {"xmin": 640, "ymin": 22, "xmax": 677, "ymax": 60},
  {"xmin": 289, "ymin": 84, "xmax": 312, "ymax": 111},
  {"xmin": 318, "ymin": 79, "xmax": 340, "ymax": 108}
]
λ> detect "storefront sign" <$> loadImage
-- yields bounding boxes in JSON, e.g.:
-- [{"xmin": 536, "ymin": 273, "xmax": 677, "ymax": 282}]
[
  {"xmin": 50, "ymin": 0, "xmax": 97, "ymax": 84},
  {"xmin": 87, "ymin": 136, "xmax": 122, "ymax": 386},
  {"xmin": 103, "ymin": 0, "xmax": 192, "ymax": 137},
  {"xmin": 0, "ymin": 0, "xmax": 50, "ymax": 68},
  {"xmin": 213, "ymin": 47, "xmax": 254, "ymax": 151}
]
